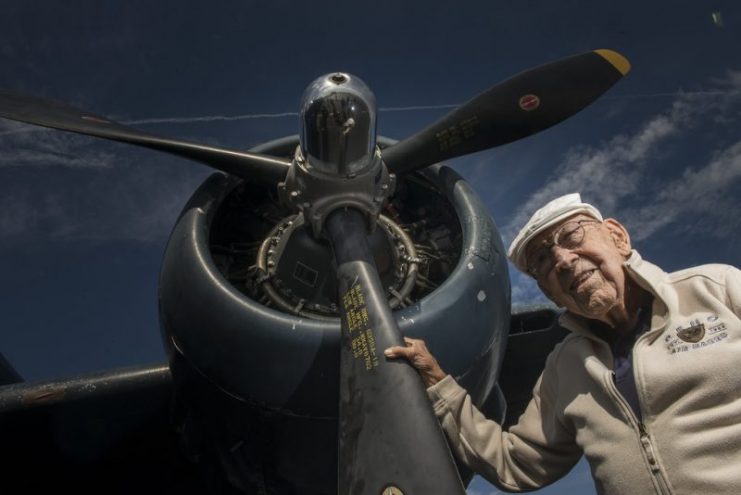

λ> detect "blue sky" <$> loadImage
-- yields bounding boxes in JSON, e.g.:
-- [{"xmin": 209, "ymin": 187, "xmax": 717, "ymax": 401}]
[{"xmin": 1, "ymin": 1, "xmax": 740, "ymax": 494}]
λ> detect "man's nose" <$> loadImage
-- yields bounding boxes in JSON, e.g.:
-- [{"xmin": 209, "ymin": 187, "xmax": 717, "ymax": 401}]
[{"xmin": 552, "ymin": 245, "xmax": 578, "ymax": 271}]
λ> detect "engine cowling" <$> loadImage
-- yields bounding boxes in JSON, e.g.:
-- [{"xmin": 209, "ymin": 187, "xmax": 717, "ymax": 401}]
[{"xmin": 158, "ymin": 136, "xmax": 510, "ymax": 492}]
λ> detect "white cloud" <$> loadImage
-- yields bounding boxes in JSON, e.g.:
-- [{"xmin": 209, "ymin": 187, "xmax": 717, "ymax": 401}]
[
  {"xmin": 506, "ymin": 70, "xmax": 741, "ymax": 247},
  {"xmin": 625, "ymin": 139, "xmax": 741, "ymax": 241},
  {"xmin": 0, "ymin": 150, "xmax": 207, "ymax": 244},
  {"xmin": 0, "ymin": 121, "xmax": 209, "ymax": 243},
  {"xmin": 0, "ymin": 120, "xmax": 117, "ymax": 168}
]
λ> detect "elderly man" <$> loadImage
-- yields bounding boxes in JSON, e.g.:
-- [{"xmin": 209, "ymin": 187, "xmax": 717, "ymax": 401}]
[{"xmin": 385, "ymin": 193, "xmax": 741, "ymax": 494}]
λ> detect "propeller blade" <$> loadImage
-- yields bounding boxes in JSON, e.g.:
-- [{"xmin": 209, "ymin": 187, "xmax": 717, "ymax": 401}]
[
  {"xmin": 0, "ymin": 90, "xmax": 290, "ymax": 183},
  {"xmin": 325, "ymin": 208, "xmax": 465, "ymax": 495},
  {"xmin": 382, "ymin": 49, "xmax": 630, "ymax": 174}
]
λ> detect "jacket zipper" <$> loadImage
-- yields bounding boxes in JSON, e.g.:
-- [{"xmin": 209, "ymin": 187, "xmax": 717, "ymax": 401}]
[
  {"xmin": 637, "ymin": 422, "xmax": 660, "ymax": 473},
  {"xmin": 602, "ymin": 370, "xmax": 672, "ymax": 495},
  {"xmin": 632, "ymin": 331, "xmax": 674, "ymax": 495}
]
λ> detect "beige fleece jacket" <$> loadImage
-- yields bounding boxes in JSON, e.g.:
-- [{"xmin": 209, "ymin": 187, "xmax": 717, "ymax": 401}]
[{"xmin": 428, "ymin": 252, "xmax": 741, "ymax": 494}]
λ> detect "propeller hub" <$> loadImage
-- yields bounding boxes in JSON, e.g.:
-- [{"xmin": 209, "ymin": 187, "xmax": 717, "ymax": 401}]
[
  {"xmin": 280, "ymin": 74, "xmax": 395, "ymax": 236},
  {"xmin": 298, "ymin": 72, "xmax": 377, "ymax": 176}
]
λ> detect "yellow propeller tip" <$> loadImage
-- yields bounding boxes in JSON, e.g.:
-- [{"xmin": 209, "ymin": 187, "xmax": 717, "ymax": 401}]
[{"xmin": 594, "ymin": 49, "xmax": 631, "ymax": 76}]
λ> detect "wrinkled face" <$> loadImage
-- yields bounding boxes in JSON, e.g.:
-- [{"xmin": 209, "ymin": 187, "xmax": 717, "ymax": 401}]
[{"xmin": 526, "ymin": 214, "xmax": 632, "ymax": 321}]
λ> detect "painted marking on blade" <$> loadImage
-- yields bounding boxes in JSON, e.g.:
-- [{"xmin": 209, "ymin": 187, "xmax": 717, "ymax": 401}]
[
  {"xmin": 80, "ymin": 115, "xmax": 111, "ymax": 124},
  {"xmin": 435, "ymin": 115, "xmax": 479, "ymax": 151},
  {"xmin": 518, "ymin": 94, "xmax": 540, "ymax": 111},
  {"xmin": 341, "ymin": 282, "xmax": 379, "ymax": 371}
]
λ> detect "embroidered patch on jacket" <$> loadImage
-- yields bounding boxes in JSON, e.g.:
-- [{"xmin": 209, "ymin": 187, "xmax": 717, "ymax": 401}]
[
  {"xmin": 677, "ymin": 320, "xmax": 705, "ymax": 343},
  {"xmin": 664, "ymin": 315, "xmax": 728, "ymax": 354}
]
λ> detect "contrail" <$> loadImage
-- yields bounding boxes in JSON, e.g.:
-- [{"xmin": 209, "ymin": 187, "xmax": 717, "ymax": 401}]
[
  {"xmin": 126, "ymin": 103, "xmax": 462, "ymax": 124},
  {"xmin": 122, "ymin": 91, "xmax": 734, "ymax": 126},
  {"xmin": 125, "ymin": 112, "xmax": 299, "ymax": 125},
  {"xmin": 126, "ymin": 103, "xmax": 462, "ymax": 125},
  {"xmin": 0, "ymin": 91, "xmax": 735, "ymax": 136},
  {"xmin": 0, "ymin": 104, "xmax": 460, "ymax": 134}
]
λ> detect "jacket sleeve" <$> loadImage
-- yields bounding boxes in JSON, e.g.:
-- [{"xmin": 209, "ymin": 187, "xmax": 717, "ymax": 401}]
[{"xmin": 427, "ymin": 349, "xmax": 582, "ymax": 492}]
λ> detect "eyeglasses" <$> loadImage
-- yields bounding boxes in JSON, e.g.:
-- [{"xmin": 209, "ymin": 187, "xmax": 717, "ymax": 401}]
[{"xmin": 527, "ymin": 219, "xmax": 601, "ymax": 278}]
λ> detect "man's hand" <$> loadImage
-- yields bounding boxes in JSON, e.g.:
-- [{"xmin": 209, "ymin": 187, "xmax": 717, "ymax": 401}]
[{"xmin": 384, "ymin": 337, "xmax": 447, "ymax": 387}]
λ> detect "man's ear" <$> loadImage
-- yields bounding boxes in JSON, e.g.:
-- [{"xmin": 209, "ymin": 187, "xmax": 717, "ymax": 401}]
[{"xmin": 603, "ymin": 218, "xmax": 632, "ymax": 257}]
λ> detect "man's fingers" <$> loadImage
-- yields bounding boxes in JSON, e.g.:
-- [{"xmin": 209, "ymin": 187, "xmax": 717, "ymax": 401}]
[
  {"xmin": 386, "ymin": 337, "xmax": 430, "ymax": 363},
  {"xmin": 384, "ymin": 345, "xmax": 412, "ymax": 358},
  {"xmin": 386, "ymin": 337, "xmax": 417, "ymax": 357}
]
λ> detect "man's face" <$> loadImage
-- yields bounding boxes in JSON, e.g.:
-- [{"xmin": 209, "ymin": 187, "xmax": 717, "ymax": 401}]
[{"xmin": 525, "ymin": 214, "xmax": 632, "ymax": 321}]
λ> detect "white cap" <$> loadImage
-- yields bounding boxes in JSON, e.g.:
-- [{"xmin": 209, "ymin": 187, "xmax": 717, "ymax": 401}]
[{"xmin": 508, "ymin": 193, "xmax": 603, "ymax": 274}]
